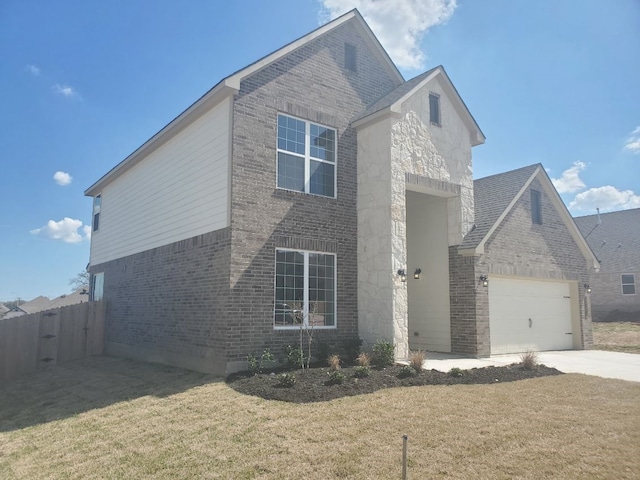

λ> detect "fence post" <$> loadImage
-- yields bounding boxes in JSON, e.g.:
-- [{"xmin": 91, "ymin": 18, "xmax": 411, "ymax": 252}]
[{"xmin": 402, "ymin": 434, "xmax": 408, "ymax": 480}]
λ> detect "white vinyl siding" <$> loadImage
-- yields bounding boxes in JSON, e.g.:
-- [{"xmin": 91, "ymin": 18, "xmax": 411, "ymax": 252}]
[{"xmin": 90, "ymin": 96, "xmax": 231, "ymax": 265}]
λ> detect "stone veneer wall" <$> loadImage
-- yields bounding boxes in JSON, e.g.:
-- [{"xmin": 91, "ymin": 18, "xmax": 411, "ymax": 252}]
[
  {"xmin": 227, "ymin": 22, "xmax": 399, "ymax": 371},
  {"xmin": 93, "ymin": 228, "xmax": 231, "ymax": 375}
]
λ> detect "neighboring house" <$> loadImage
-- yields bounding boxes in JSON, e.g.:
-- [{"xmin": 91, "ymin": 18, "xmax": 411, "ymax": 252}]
[
  {"xmin": 2, "ymin": 288, "xmax": 89, "ymax": 319},
  {"xmin": 0, "ymin": 303, "xmax": 9, "ymax": 318},
  {"xmin": 84, "ymin": 10, "xmax": 597, "ymax": 375},
  {"xmin": 4, "ymin": 296, "xmax": 52, "ymax": 319},
  {"xmin": 574, "ymin": 208, "xmax": 640, "ymax": 322},
  {"xmin": 48, "ymin": 287, "xmax": 91, "ymax": 310}
]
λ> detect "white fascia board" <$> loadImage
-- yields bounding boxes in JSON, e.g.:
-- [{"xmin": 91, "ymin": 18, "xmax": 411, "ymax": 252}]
[
  {"xmin": 388, "ymin": 67, "xmax": 485, "ymax": 147},
  {"xmin": 351, "ymin": 107, "xmax": 397, "ymax": 129},
  {"xmin": 474, "ymin": 167, "xmax": 540, "ymax": 254},
  {"xmin": 225, "ymin": 10, "xmax": 403, "ymax": 90},
  {"xmin": 85, "ymin": 83, "xmax": 236, "ymax": 197},
  {"xmin": 537, "ymin": 170, "xmax": 601, "ymax": 271}
]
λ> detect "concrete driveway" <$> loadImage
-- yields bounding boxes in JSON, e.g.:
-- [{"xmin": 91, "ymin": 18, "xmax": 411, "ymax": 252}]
[{"xmin": 426, "ymin": 350, "xmax": 640, "ymax": 383}]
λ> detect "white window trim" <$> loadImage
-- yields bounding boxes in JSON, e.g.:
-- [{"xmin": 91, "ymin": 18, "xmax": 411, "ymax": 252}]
[
  {"xmin": 273, "ymin": 248, "xmax": 337, "ymax": 330},
  {"xmin": 621, "ymin": 273, "xmax": 636, "ymax": 296},
  {"xmin": 91, "ymin": 272, "xmax": 105, "ymax": 301},
  {"xmin": 276, "ymin": 113, "xmax": 337, "ymax": 199},
  {"xmin": 92, "ymin": 194, "xmax": 102, "ymax": 233}
]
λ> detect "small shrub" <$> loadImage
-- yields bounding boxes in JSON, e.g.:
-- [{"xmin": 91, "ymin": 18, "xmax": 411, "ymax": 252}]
[
  {"xmin": 247, "ymin": 348, "xmax": 275, "ymax": 375},
  {"xmin": 283, "ymin": 345, "xmax": 304, "ymax": 370},
  {"xmin": 326, "ymin": 370, "xmax": 346, "ymax": 385},
  {"xmin": 342, "ymin": 338, "xmax": 363, "ymax": 362},
  {"xmin": 247, "ymin": 354, "xmax": 259, "ymax": 375},
  {"xmin": 353, "ymin": 365, "xmax": 370, "ymax": 378},
  {"xmin": 371, "ymin": 340, "xmax": 395, "ymax": 367},
  {"xmin": 327, "ymin": 354, "xmax": 341, "ymax": 371},
  {"xmin": 409, "ymin": 350, "xmax": 426, "ymax": 372},
  {"xmin": 277, "ymin": 372, "xmax": 296, "ymax": 387},
  {"xmin": 398, "ymin": 365, "xmax": 417, "ymax": 378},
  {"xmin": 356, "ymin": 352, "xmax": 370, "ymax": 367},
  {"xmin": 449, "ymin": 367, "xmax": 464, "ymax": 378},
  {"xmin": 520, "ymin": 350, "xmax": 539, "ymax": 370}
]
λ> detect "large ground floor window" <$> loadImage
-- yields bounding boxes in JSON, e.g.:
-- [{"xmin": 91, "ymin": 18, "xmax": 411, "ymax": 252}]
[{"xmin": 274, "ymin": 249, "xmax": 336, "ymax": 328}]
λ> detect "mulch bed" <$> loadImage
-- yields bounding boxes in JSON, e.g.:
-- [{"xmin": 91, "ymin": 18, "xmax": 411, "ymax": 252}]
[{"xmin": 226, "ymin": 363, "xmax": 563, "ymax": 403}]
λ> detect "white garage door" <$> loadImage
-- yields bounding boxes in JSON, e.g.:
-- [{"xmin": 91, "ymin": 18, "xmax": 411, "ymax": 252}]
[{"xmin": 489, "ymin": 277, "xmax": 574, "ymax": 354}]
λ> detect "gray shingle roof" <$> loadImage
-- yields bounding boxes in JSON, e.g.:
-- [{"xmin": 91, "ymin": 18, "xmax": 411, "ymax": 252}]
[
  {"xmin": 351, "ymin": 67, "xmax": 438, "ymax": 123},
  {"xmin": 459, "ymin": 164, "xmax": 541, "ymax": 250},
  {"xmin": 574, "ymin": 208, "xmax": 640, "ymax": 272}
]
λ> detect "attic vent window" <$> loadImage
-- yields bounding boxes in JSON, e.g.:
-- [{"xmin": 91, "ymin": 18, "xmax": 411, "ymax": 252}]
[
  {"xmin": 429, "ymin": 93, "xmax": 440, "ymax": 126},
  {"xmin": 531, "ymin": 189, "xmax": 542, "ymax": 224},
  {"xmin": 345, "ymin": 43, "xmax": 356, "ymax": 72}
]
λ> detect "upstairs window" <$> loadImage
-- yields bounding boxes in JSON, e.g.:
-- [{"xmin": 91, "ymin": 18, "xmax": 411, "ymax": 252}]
[
  {"xmin": 274, "ymin": 249, "xmax": 336, "ymax": 329},
  {"xmin": 622, "ymin": 274, "xmax": 636, "ymax": 295},
  {"xmin": 429, "ymin": 93, "xmax": 441, "ymax": 126},
  {"xmin": 345, "ymin": 43, "xmax": 356, "ymax": 72},
  {"xmin": 92, "ymin": 195, "xmax": 101, "ymax": 232},
  {"xmin": 277, "ymin": 114, "xmax": 336, "ymax": 198},
  {"xmin": 531, "ymin": 189, "xmax": 542, "ymax": 224}
]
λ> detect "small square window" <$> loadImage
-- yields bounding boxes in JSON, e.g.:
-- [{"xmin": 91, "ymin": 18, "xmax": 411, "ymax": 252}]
[
  {"xmin": 531, "ymin": 190, "xmax": 542, "ymax": 224},
  {"xmin": 429, "ymin": 93, "xmax": 440, "ymax": 126},
  {"xmin": 622, "ymin": 274, "xmax": 636, "ymax": 295}
]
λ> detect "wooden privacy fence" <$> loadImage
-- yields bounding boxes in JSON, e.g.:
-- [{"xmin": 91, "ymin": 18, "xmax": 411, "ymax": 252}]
[{"xmin": 0, "ymin": 301, "xmax": 105, "ymax": 381}]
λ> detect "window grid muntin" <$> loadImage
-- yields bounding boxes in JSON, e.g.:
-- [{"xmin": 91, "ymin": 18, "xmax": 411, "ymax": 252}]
[
  {"xmin": 622, "ymin": 274, "xmax": 636, "ymax": 295},
  {"xmin": 276, "ymin": 114, "xmax": 336, "ymax": 198},
  {"xmin": 274, "ymin": 248, "xmax": 336, "ymax": 329}
]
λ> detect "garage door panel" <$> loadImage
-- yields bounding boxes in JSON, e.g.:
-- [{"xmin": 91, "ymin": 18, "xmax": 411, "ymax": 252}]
[{"xmin": 489, "ymin": 278, "xmax": 573, "ymax": 354}]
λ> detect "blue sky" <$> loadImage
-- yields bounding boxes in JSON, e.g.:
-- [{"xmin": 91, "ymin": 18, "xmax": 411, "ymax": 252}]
[{"xmin": 1, "ymin": 0, "xmax": 638, "ymax": 302}]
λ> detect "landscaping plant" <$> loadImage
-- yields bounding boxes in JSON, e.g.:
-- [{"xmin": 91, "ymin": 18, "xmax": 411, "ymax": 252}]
[
  {"xmin": 520, "ymin": 350, "xmax": 539, "ymax": 370},
  {"xmin": 409, "ymin": 350, "xmax": 426, "ymax": 372},
  {"xmin": 371, "ymin": 340, "xmax": 395, "ymax": 367}
]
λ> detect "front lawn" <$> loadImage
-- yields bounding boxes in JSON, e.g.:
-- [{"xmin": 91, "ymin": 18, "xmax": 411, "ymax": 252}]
[
  {"xmin": 2, "ymin": 356, "xmax": 639, "ymax": 479},
  {"xmin": 593, "ymin": 321, "xmax": 640, "ymax": 354}
]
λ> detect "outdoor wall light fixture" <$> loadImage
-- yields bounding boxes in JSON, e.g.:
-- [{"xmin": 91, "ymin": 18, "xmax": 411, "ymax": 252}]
[
  {"xmin": 397, "ymin": 269, "xmax": 407, "ymax": 282},
  {"xmin": 479, "ymin": 275, "xmax": 489, "ymax": 287},
  {"xmin": 584, "ymin": 284, "xmax": 592, "ymax": 294},
  {"xmin": 414, "ymin": 268, "xmax": 422, "ymax": 280}
]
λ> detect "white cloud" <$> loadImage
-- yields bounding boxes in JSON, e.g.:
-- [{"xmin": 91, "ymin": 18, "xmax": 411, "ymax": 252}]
[
  {"xmin": 569, "ymin": 186, "xmax": 640, "ymax": 213},
  {"xmin": 26, "ymin": 64, "xmax": 40, "ymax": 76},
  {"xmin": 30, "ymin": 218, "xmax": 91, "ymax": 244},
  {"xmin": 53, "ymin": 171, "xmax": 72, "ymax": 186},
  {"xmin": 623, "ymin": 126, "xmax": 640, "ymax": 154},
  {"xmin": 551, "ymin": 161, "xmax": 586, "ymax": 194},
  {"xmin": 52, "ymin": 83, "xmax": 79, "ymax": 98},
  {"xmin": 319, "ymin": 0, "xmax": 457, "ymax": 71}
]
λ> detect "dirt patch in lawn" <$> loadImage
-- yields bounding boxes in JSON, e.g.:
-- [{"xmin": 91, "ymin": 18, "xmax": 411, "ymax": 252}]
[{"xmin": 227, "ymin": 363, "xmax": 562, "ymax": 403}]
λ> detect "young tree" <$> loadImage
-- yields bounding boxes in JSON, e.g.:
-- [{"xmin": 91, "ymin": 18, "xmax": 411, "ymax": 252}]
[{"xmin": 69, "ymin": 269, "xmax": 90, "ymax": 291}]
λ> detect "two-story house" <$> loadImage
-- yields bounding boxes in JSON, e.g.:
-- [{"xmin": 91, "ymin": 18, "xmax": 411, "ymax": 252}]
[{"xmin": 86, "ymin": 9, "xmax": 598, "ymax": 375}]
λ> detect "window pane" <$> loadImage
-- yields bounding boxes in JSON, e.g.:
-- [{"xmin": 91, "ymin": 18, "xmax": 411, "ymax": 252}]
[
  {"xmin": 277, "ymin": 152, "xmax": 305, "ymax": 192},
  {"xmin": 621, "ymin": 274, "xmax": 635, "ymax": 284},
  {"xmin": 310, "ymin": 161, "xmax": 335, "ymax": 197},
  {"xmin": 275, "ymin": 249, "xmax": 305, "ymax": 326},
  {"xmin": 308, "ymin": 253, "xmax": 335, "ymax": 327},
  {"xmin": 277, "ymin": 115, "xmax": 305, "ymax": 155},
  {"xmin": 310, "ymin": 124, "xmax": 335, "ymax": 162},
  {"xmin": 622, "ymin": 284, "xmax": 636, "ymax": 295},
  {"xmin": 429, "ymin": 94, "xmax": 440, "ymax": 125}
]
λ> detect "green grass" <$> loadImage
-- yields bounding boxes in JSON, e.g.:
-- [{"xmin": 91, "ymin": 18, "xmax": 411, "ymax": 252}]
[
  {"xmin": 593, "ymin": 321, "xmax": 640, "ymax": 354},
  {"xmin": 1, "ymin": 356, "xmax": 640, "ymax": 479}
]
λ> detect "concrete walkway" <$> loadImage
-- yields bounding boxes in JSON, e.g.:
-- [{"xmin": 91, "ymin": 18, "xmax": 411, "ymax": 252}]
[{"xmin": 425, "ymin": 350, "xmax": 640, "ymax": 383}]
